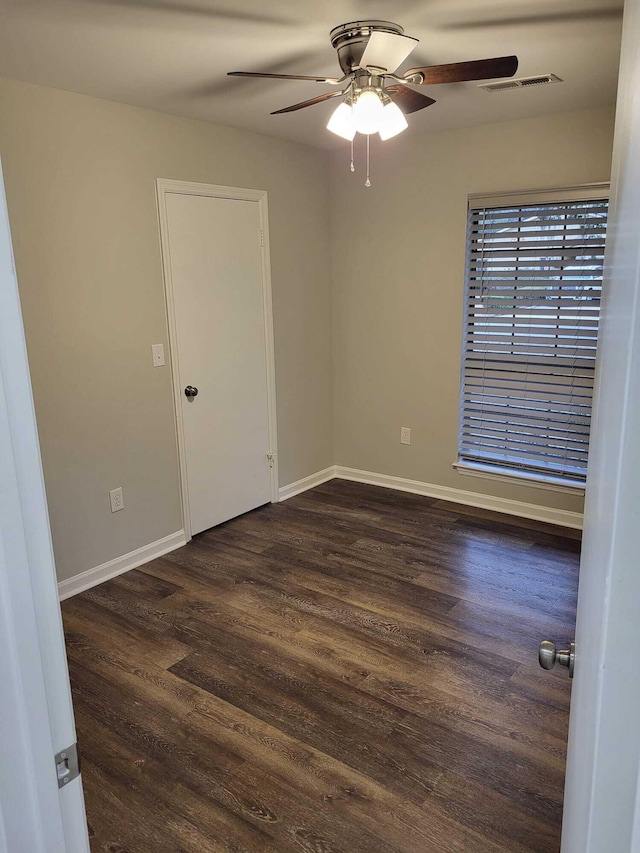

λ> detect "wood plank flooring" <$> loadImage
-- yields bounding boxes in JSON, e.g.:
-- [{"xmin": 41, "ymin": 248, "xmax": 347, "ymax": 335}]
[{"xmin": 62, "ymin": 480, "xmax": 580, "ymax": 853}]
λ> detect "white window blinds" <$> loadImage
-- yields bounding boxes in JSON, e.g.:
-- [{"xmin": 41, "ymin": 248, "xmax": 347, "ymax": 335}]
[{"xmin": 459, "ymin": 187, "xmax": 608, "ymax": 484}]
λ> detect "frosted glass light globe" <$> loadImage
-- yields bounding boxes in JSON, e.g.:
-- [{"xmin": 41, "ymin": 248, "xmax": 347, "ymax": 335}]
[
  {"xmin": 352, "ymin": 90, "xmax": 384, "ymax": 135},
  {"xmin": 327, "ymin": 102, "xmax": 356, "ymax": 140},
  {"xmin": 378, "ymin": 101, "xmax": 409, "ymax": 140}
]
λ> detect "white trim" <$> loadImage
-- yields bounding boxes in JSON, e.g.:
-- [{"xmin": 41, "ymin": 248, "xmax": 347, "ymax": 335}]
[
  {"xmin": 59, "ymin": 782, "xmax": 92, "ymax": 853},
  {"xmin": 57, "ymin": 531, "xmax": 186, "ymax": 601},
  {"xmin": 257, "ymin": 195, "xmax": 279, "ymax": 508},
  {"xmin": 0, "ymin": 157, "xmax": 90, "ymax": 850},
  {"xmin": 277, "ymin": 464, "xmax": 583, "ymax": 528},
  {"xmin": 561, "ymin": 4, "xmax": 640, "ymax": 846},
  {"xmin": 469, "ymin": 182, "xmax": 610, "ymax": 208},
  {"xmin": 56, "ymin": 465, "xmax": 580, "ymax": 603},
  {"xmin": 278, "ymin": 467, "xmax": 336, "ymax": 501},
  {"xmin": 155, "ymin": 178, "xmax": 269, "ymax": 203},
  {"xmin": 334, "ymin": 466, "xmax": 583, "ymax": 529},
  {"xmin": 155, "ymin": 179, "xmax": 279, "ymax": 542},
  {"xmin": 453, "ymin": 461, "xmax": 586, "ymax": 495}
]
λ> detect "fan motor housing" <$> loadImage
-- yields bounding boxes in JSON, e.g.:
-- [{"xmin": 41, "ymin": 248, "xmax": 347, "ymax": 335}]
[{"xmin": 330, "ymin": 20, "xmax": 405, "ymax": 74}]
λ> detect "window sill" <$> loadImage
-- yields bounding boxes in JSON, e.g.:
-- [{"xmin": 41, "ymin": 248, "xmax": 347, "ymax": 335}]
[{"xmin": 453, "ymin": 461, "xmax": 586, "ymax": 496}]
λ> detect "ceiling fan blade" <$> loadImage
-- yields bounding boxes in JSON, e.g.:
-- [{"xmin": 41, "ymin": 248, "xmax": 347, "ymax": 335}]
[
  {"xmin": 385, "ymin": 85, "xmax": 436, "ymax": 114},
  {"xmin": 404, "ymin": 55, "xmax": 518, "ymax": 85},
  {"xmin": 228, "ymin": 71, "xmax": 341, "ymax": 84},
  {"xmin": 359, "ymin": 31, "xmax": 419, "ymax": 73},
  {"xmin": 271, "ymin": 90, "xmax": 344, "ymax": 115}
]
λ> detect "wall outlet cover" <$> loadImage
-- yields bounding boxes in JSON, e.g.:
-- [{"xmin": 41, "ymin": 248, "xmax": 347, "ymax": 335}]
[
  {"xmin": 400, "ymin": 427, "xmax": 411, "ymax": 445},
  {"xmin": 109, "ymin": 487, "xmax": 124, "ymax": 513}
]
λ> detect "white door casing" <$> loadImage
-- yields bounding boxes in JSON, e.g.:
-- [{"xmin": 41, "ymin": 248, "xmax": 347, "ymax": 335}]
[
  {"xmin": 0, "ymin": 159, "xmax": 90, "ymax": 851},
  {"xmin": 156, "ymin": 180, "xmax": 278, "ymax": 539},
  {"xmin": 561, "ymin": 0, "xmax": 640, "ymax": 849}
]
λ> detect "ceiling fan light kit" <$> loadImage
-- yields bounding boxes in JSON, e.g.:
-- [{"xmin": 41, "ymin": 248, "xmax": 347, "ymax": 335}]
[
  {"xmin": 326, "ymin": 102, "xmax": 356, "ymax": 140},
  {"xmin": 378, "ymin": 102, "xmax": 408, "ymax": 140},
  {"xmin": 326, "ymin": 72, "xmax": 410, "ymax": 142},
  {"xmin": 351, "ymin": 88, "xmax": 385, "ymax": 134},
  {"xmin": 228, "ymin": 20, "xmax": 518, "ymax": 186}
]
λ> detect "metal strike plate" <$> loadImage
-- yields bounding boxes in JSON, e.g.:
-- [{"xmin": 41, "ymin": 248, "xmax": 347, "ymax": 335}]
[{"xmin": 55, "ymin": 742, "xmax": 81, "ymax": 788}]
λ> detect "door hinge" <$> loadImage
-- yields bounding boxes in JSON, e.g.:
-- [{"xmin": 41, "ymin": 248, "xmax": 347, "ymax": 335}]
[
  {"xmin": 55, "ymin": 742, "xmax": 81, "ymax": 788},
  {"xmin": 260, "ymin": 230, "xmax": 264, "ymax": 248},
  {"xmin": 266, "ymin": 452, "xmax": 275, "ymax": 468}
]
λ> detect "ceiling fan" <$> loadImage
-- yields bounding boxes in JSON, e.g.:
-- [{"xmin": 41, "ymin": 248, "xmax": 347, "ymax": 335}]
[{"xmin": 228, "ymin": 20, "xmax": 518, "ymax": 143}]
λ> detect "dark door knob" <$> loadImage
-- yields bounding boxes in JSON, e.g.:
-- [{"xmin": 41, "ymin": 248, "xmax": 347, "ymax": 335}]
[{"xmin": 184, "ymin": 385, "xmax": 199, "ymax": 398}]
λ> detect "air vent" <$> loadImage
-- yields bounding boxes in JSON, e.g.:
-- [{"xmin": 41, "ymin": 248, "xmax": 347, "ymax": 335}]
[{"xmin": 479, "ymin": 73, "xmax": 563, "ymax": 92}]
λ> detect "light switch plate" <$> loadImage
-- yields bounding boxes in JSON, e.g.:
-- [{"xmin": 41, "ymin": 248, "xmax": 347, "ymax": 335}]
[{"xmin": 151, "ymin": 343, "xmax": 165, "ymax": 367}]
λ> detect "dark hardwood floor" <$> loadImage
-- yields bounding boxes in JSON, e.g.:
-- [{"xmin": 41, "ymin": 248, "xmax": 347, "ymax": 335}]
[{"xmin": 62, "ymin": 479, "xmax": 580, "ymax": 853}]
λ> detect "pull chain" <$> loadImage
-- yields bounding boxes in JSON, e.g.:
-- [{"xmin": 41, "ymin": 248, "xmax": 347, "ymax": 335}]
[
  {"xmin": 365, "ymin": 134, "xmax": 371, "ymax": 188},
  {"xmin": 350, "ymin": 137, "xmax": 355, "ymax": 172}
]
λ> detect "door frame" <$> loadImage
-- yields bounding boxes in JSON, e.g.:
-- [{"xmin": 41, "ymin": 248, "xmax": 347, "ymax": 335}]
[
  {"xmin": 561, "ymin": 0, "xmax": 640, "ymax": 847},
  {"xmin": 0, "ymin": 157, "xmax": 90, "ymax": 851},
  {"xmin": 156, "ymin": 179, "xmax": 279, "ymax": 541}
]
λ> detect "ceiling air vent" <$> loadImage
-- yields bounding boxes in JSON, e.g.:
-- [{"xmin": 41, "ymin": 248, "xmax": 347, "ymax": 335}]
[{"xmin": 479, "ymin": 73, "xmax": 563, "ymax": 92}]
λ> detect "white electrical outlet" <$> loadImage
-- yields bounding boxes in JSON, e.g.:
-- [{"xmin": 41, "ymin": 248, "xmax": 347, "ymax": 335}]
[
  {"xmin": 109, "ymin": 487, "xmax": 124, "ymax": 513},
  {"xmin": 151, "ymin": 343, "xmax": 165, "ymax": 367},
  {"xmin": 400, "ymin": 427, "xmax": 411, "ymax": 445}
]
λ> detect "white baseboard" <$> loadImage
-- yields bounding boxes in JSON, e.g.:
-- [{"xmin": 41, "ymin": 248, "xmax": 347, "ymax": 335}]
[
  {"xmin": 278, "ymin": 466, "xmax": 336, "ymax": 501},
  {"xmin": 57, "ymin": 530, "xmax": 187, "ymax": 601},
  {"xmin": 58, "ymin": 468, "xmax": 581, "ymax": 601},
  {"xmin": 333, "ymin": 466, "xmax": 584, "ymax": 530},
  {"xmin": 279, "ymin": 464, "xmax": 583, "ymax": 528}
]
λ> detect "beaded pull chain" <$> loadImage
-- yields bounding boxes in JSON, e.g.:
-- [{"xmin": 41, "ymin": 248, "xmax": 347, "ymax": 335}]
[{"xmin": 365, "ymin": 135, "xmax": 371, "ymax": 188}]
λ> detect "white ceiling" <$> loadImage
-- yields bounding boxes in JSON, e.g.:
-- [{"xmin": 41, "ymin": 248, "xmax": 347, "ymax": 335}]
[{"xmin": 0, "ymin": 0, "xmax": 624, "ymax": 149}]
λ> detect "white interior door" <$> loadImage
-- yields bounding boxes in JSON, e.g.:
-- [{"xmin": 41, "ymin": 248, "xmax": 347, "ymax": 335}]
[
  {"xmin": 160, "ymin": 184, "xmax": 275, "ymax": 537},
  {"xmin": 561, "ymin": 1, "xmax": 640, "ymax": 848},
  {"xmin": 0, "ymin": 159, "xmax": 89, "ymax": 851}
]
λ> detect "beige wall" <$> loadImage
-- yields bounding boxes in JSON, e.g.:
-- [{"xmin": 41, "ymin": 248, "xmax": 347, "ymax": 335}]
[
  {"xmin": 331, "ymin": 106, "xmax": 615, "ymax": 513},
  {"xmin": 0, "ymin": 77, "xmax": 333, "ymax": 582},
  {"xmin": 0, "ymin": 77, "xmax": 616, "ymax": 585}
]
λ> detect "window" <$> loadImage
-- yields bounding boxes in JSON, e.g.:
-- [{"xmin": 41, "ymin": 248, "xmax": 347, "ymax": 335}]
[{"xmin": 457, "ymin": 186, "xmax": 609, "ymax": 487}]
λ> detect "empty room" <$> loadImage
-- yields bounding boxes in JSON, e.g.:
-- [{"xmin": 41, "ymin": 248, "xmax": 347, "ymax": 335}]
[{"xmin": 1, "ymin": 1, "xmax": 640, "ymax": 852}]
